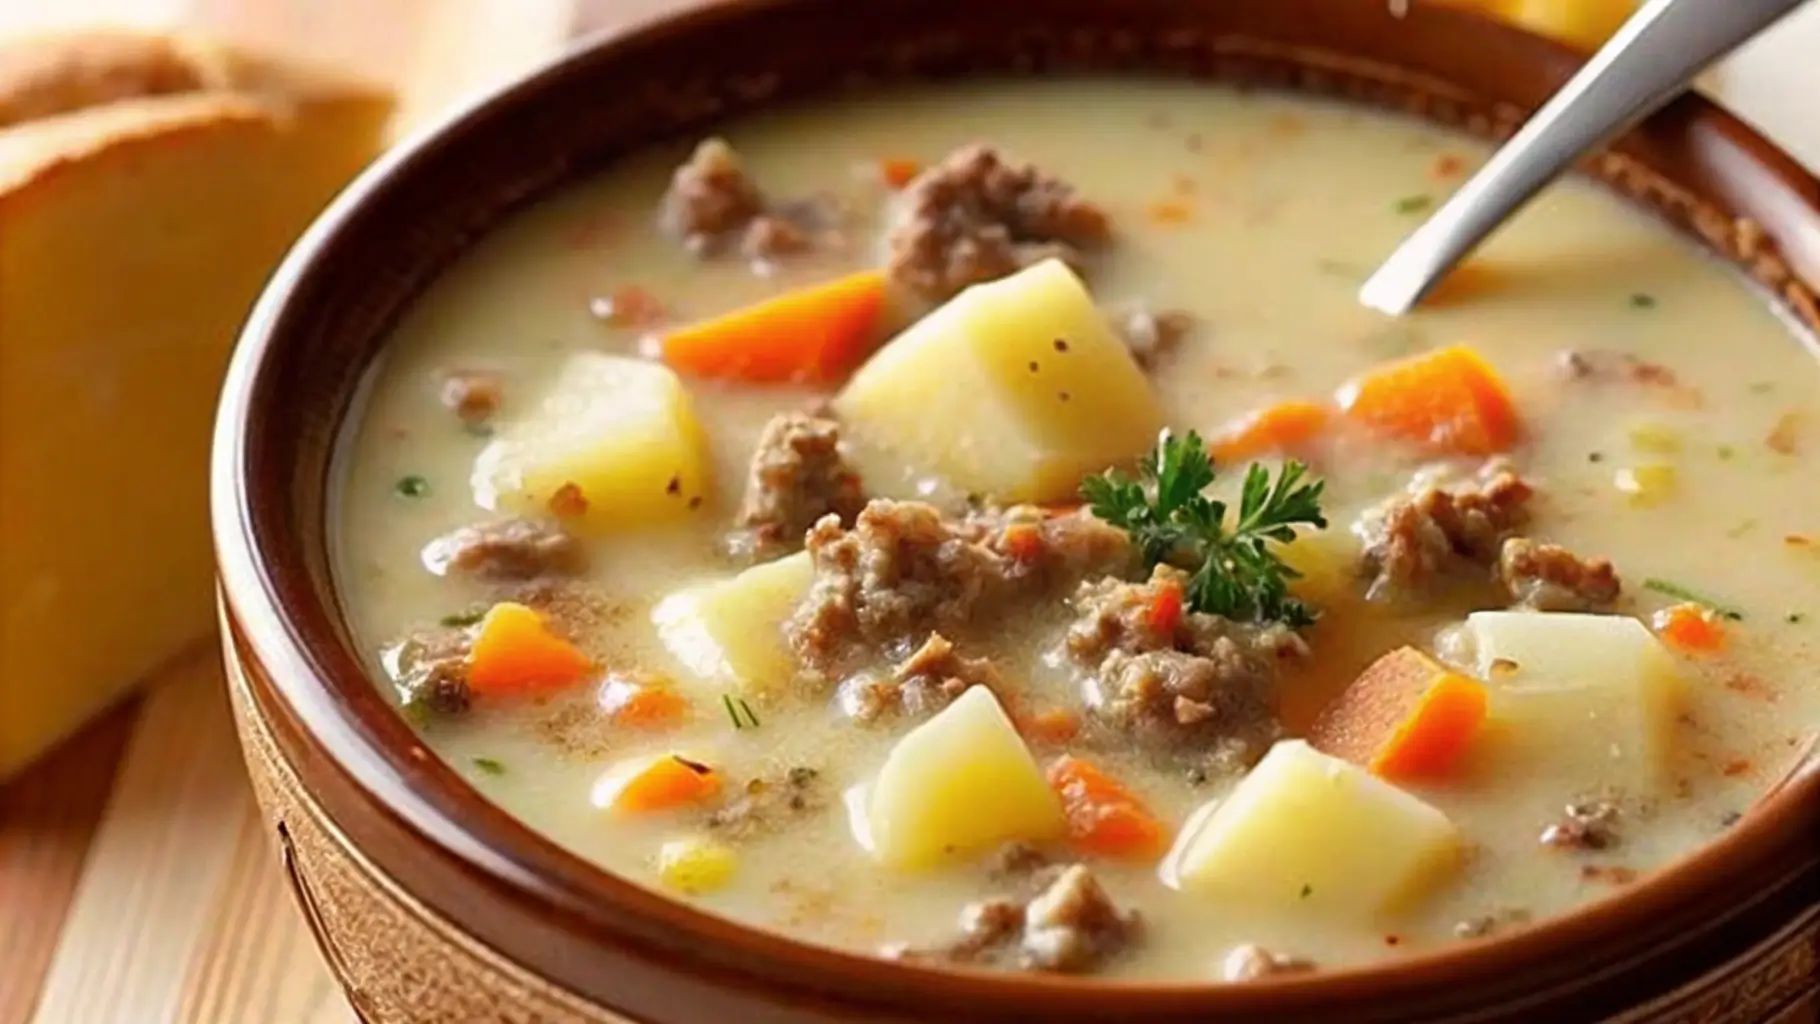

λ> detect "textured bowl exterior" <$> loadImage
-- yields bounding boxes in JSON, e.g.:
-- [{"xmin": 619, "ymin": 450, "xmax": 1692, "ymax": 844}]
[{"xmin": 212, "ymin": 1, "xmax": 1820, "ymax": 1021}]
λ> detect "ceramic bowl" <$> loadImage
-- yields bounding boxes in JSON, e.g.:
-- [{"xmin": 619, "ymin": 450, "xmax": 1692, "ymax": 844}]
[{"xmin": 211, "ymin": 1, "xmax": 1820, "ymax": 1020}]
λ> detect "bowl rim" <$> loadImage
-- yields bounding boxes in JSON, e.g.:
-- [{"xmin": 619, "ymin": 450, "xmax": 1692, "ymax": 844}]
[{"xmin": 211, "ymin": 0, "xmax": 1820, "ymax": 1014}]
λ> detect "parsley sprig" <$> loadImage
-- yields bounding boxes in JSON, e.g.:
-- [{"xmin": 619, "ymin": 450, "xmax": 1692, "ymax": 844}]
[{"xmin": 1081, "ymin": 431, "xmax": 1328, "ymax": 628}]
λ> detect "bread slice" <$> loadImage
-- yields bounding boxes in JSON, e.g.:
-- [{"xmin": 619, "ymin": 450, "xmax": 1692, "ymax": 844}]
[{"xmin": 0, "ymin": 32, "xmax": 393, "ymax": 779}]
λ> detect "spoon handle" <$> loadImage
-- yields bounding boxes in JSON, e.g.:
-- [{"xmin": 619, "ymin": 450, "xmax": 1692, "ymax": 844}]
[{"xmin": 1359, "ymin": 0, "xmax": 1810, "ymax": 316}]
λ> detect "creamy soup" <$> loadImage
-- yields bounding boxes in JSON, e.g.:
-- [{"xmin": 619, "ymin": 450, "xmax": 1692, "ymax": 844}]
[{"xmin": 334, "ymin": 79, "xmax": 1820, "ymax": 980}]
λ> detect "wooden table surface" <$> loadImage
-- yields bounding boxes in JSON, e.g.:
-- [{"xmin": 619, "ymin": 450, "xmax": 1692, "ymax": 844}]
[{"xmin": 2, "ymin": 4, "xmax": 1818, "ymax": 1023}]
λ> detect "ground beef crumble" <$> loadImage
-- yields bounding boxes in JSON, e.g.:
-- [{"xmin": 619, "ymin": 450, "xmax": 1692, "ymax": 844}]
[
  {"xmin": 440, "ymin": 369, "xmax": 502, "ymax": 423},
  {"xmin": 1220, "ymin": 944, "xmax": 1316, "ymax": 981},
  {"xmin": 1540, "ymin": 800, "xmax": 1621, "ymax": 850},
  {"xmin": 1355, "ymin": 465, "xmax": 1533, "ymax": 600},
  {"xmin": 660, "ymin": 138, "xmax": 842, "ymax": 260},
  {"xmin": 788, "ymin": 499, "xmax": 1130, "ymax": 674},
  {"xmin": 1498, "ymin": 537, "xmax": 1620, "ymax": 612},
  {"xmin": 420, "ymin": 517, "xmax": 586, "ymax": 581},
  {"xmin": 705, "ymin": 767, "xmax": 823, "ymax": 840},
  {"xmin": 728, "ymin": 412, "xmax": 866, "ymax": 561},
  {"xmin": 886, "ymin": 144, "xmax": 1111, "ymax": 301},
  {"xmin": 837, "ymin": 632, "xmax": 1002, "ymax": 722},
  {"xmin": 1108, "ymin": 306, "xmax": 1194, "ymax": 370},
  {"xmin": 381, "ymin": 626, "xmax": 472, "ymax": 715},
  {"xmin": 889, "ymin": 864, "xmax": 1139, "ymax": 974},
  {"xmin": 1065, "ymin": 565, "xmax": 1303, "ymax": 762}
]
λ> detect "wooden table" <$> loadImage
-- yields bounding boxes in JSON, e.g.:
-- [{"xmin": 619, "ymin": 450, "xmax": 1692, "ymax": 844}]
[{"xmin": 2, "ymin": 4, "xmax": 1818, "ymax": 1022}]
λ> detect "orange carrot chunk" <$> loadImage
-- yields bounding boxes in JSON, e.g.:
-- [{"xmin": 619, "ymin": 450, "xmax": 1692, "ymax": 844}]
[
  {"xmin": 1653, "ymin": 603, "xmax": 1727, "ymax": 653},
  {"xmin": 598, "ymin": 754, "xmax": 723, "ymax": 813},
  {"xmin": 660, "ymin": 269, "xmax": 887, "ymax": 385},
  {"xmin": 1208, "ymin": 399, "xmax": 1332, "ymax": 464},
  {"xmin": 466, "ymin": 602, "xmax": 593, "ymax": 695},
  {"xmin": 1309, "ymin": 646, "xmax": 1487, "ymax": 781},
  {"xmin": 1019, "ymin": 707, "xmax": 1083, "ymax": 745},
  {"xmin": 879, "ymin": 157, "xmax": 922, "ymax": 189},
  {"xmin": 600, "ymin": 672, "xmax": 691, "ymax": 727},
  {"xmin": 1335, "ymin": 344, "xmax": 1519, "ymax": 454},
  {"xmin": 1145, "ymin": 577, "xmax": 1184, "ymax": 635},
  {"xmin": 1046, "ymin": 755, "xmax": 1170, "ymax": 860}
]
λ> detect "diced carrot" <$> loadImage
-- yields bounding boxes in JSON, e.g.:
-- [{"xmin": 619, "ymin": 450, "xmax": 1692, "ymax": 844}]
[
  {"xmin": 1020, "ymin": 707, "xmax": 1083, "ymax": 745},
  {"xmin": 1208, "ymin": 399, "xmax": 1332, "ymax": 463},
  {"xmin": 1046, "ymin": 755, "xmax": 1170, "ymax": 859},
  {"xmin": 467, "ymin": 602, "xmax": 593, "ymax": 695},
  {"xmin": 1422, "ymin": 259, "xmax": 1507, "ymax": 308},
  {"xmin": 1146, "ymin": 578, "xmax": 1184, "ymax": 635},
  {"xmin": 660, "ymin": 269, "xmax": 887, "ymax": 384},
  {"xmin": 1653, "ymin": 602, "xmax": 1727, "ymax": 653},
  {"xmin": 1001, "ymin": 522, "xmax": 1046, "ymax": 562},
  {"xmin": 1335, "ymin": 344, "xmax": 1520, "ymax": 455},
  {"xmin": 1309, "ymin": 646, "xmax": 1487, "ymax": 781},
  {"xmin": 879, "ymin": 157, "xmax": 922, "ymax": 189},
  {"xmin": 601, "ymin": 672, "xmax": 691, "ymax": 727},
  {"xmin": 598, "ymin": 754, "xmax": 723, "ymax": 813},
  {"xmin": 1147, "ymin": 199, "xmax": 1193, "ymax": 225},
  {"xmin": 1431, "ymin": 153, "xmax": 1466, "ymax": 180}
]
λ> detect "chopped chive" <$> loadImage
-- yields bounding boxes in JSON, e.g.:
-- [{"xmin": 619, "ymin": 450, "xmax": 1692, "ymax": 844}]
[
  {"xmin": 722, "ymin": 693, "xmax": 761, "ymax": 730},
  {"xmin": 395, "ymin": 474, "xmax": 430, "ymax": 498},
  {"xmin": 439, "ymin": 609, "xmax": 486, "ymax": 628},
  {"xmin": 1787, "ymin": 612, "xmax": 1805, "ymax": 625},
  {"xmin": 1393, "ymin": 194, "xmax": 1432, "ymax": 215},
  {"xmin": 472, "ymin": 757, "xmax": 506, "ymax": 776},
  {"xmin": 1642, "ymin": 578, "xmax": 1745, "ymax": 620},
  {"xmin": 1315, "ymin": 258, "xmax": 1367, "ymax": 278},
  {"xmin": 1587, "ymin": 451, "xmax": 1605, "ymax": 464},
  {"xmin": 1717, "ymin": 444, "xmax": 1737, "ymax": 461},
  {"xmin": 1749, "ymin": 381, "xmax": 1776, "ymax": 395},
  {"xmin": 1300, "ymin": 884, "xmax": 1313, "ymax": 899},
  {"xmin": 464, "ymin": 420, "xmax": 496, "ymax": 439},
  {"xmin": 1628, "ymin": 292, "xmax": 1657, "ymax": 309},
  {"xmin": 1725, "ymin": 518, "xmax": 1757, "ymax": 538}
]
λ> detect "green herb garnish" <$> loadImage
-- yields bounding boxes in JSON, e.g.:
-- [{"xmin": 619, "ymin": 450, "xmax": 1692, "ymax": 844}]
[
  {"xmin": 1081, "ymin": 431, "xmax": 1327, "ymax": 627},
  {"xmin": 1628, "ymin": 292, "xmax": 1658, "ymax": 309},
  {"xmin": 395, "ymin": 474, "xmax": 430, "ymax": 498},
  {"xmin": 464, "ymin": 421, "xmax": 496, "ymax": 439},
  {"xmin": 723, "ymin": 694, "xmax": 761, "ymax": 730},
  {"xmin": 439, "ymin": 609, "xmax": 486, "ymax": 628},
  {"xmin": 1787, "ymin": 612, "xmax": 1806, "ymax": 625},
  {"xmin": 1643, "ymin": 578, "xmax": 1745, "ymax": 621},
  {"xmin": 473, "ymin": 757, "xmax": 506, "ymax": 776},
  {"xmin": 1750, "ymin": 381, "xmax": 1776, "ymax": 395},
  {"xmin": 1394, "ymin": 194, "xmax": 1433, "ymax": 215}
]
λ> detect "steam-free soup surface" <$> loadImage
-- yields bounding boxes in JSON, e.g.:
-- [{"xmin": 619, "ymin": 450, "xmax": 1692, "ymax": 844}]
[{"xmin": 335, "ymin": 79, "xmax": 1820, "ymax": 980}]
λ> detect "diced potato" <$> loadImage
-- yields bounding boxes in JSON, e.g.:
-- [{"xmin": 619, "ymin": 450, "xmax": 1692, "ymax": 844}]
[
  {"xmin": 656, "ymin": 836, "xmax": 737, "ymax": 894},
  {"xmin": 865, "ymin": 686, "xmax": 1065, "ymax": 869},
  {"xmin": 472, "ymin": 353, "xmax": 711, "ymax": 532},
  {"xmin": 1277, "ymin": 527, "xmax": 1360, "ymax": 607},
  {"xmin": 1626, "ymin": 420, "xmax": 1682, "ymax": 455},
  {"xmin": 834, "ymin": 259, "xmax": 1163, "ymax": 502},
  {"xmin": 1613, "ymin": 464, "xmax": 1676, "ymax": 507},
  {"xmin": 1171, "ymin": 740, "xmax": 1460, "ymax": 918},
  {"xmin": 1465, "ymin": 611, "xmax": 1684, "ymax": 793},
  {"xmin": 651, "ymin": 552, "xmax": 812, "ymax": 696}
]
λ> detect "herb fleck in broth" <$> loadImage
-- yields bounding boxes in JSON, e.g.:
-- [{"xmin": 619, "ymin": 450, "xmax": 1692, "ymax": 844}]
[{"xmin": 332, "ymin": 79, "xmax": 1820, "ymax": 980}]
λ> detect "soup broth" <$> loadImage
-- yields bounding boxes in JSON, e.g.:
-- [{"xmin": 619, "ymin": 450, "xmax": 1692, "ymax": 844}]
[{"xmin": 334, "ymin": 79, "xmax": 1820, "ymax": 980}]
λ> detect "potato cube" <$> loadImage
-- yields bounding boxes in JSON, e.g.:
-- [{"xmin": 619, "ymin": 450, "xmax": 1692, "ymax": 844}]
[
  {"xmin": 1277, "ymin": 527, "xmax": 1361, "ymax": 607},
  {"xmin": 865, "ymin": 686, "xmax": 1065, "ymax": 869},
  {"xmin": 655, "ymin": 837, "xmax": 737, "ymax": 894},
  {"xmin": 652, "ymin": 552, "xmax": 811, "ymax": 696},
  {"xmin": 1465, "ymin": 611, "xmax": 1684, "ymax": 793},
  {"xmin": 1171, "ymin": 740, "xmax": 1460, "ymax": 918},
  {"xmin": 834, "ymin": 259, "xmax": 1163, "ymax": 503},
  {"xmin": 472, "ymin": 353, "xmax": 711, "ymax": 532}
]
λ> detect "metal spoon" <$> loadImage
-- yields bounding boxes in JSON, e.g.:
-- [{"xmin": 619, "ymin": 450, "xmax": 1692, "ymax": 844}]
[{"xmin": 1359, "ymin": 0, "xmax": 1811, "ymax": 316}]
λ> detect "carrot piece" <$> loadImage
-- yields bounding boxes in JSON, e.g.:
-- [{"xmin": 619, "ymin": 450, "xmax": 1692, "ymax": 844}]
[
  {"xmin": 1309, "ymin": 646, "xmax": 1487, "ymax": 781},
  {"xmin": 879, "ymin": 157, "xmax": 922, "ymax": 189},
  {"xmin": 660, "ymin": 269, "xmax": 888, "ymax": 384},
  {"xmin": 601, "ymin": 672, "xmax": 691, "ymax": 727},
  {"xmin": 1046, "ymin": 755, "xmax": 1170, "ymax": 860},
  {"xmin": 1653, "ymin": 603, "xmax": 1727, "ymax": 653},
  {"xmin": 1020, "ymin": 707, "xmax": 1082, "ymax": 745},
  {"xmin": 1208, "ymin": 399, "xmax": 1332, "ymax": 463},
  {"xmin": 1001, "ymin": 522, "xmax": 1046, "ymax": 562},
  {"xmin": 1146, "ymin": 578, "xmax": 1184, "ymax": 635},
  {"xmin": 466, "ymin": 602, "xmax": 593, "ymax": 695},
  {"xmin": 598, "ymin": 754, "xmax": 723, "ymax": 813},
  {"xmin": 1335, "ymin": 344, "xmax": 1520, "ymax": 454},
  {"xmin": 1423, "ymin": 259, "xmax": 1508, "ymax": 308},
  {"xmin": 1147, "ymin": 199, "xmax": 1194, "ymax": 225}
]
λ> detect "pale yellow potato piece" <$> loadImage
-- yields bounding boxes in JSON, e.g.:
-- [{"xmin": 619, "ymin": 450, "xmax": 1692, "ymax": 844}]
[
  {"xmin": 1277, "ymin": 527, "xmax": 1361, "ymax": 607},
  {"xmin": 1465, "ymin": 611, "xmax": 1684, "ymax": 794},
  {"xmin": 834, "ymin": 259, "xmax": 1163, "ymax": 503},
  {"xmin": 472, "ymin": 353, "xmax": 711, "ymax": 532},
  {"xmin": 865, "ymin": 686, "xmax": 1065, "ymax": 869},
  {"xmin": 651, "ymin": 552, "xmax": 812, "ymax": 696},
  {"xmin": 1172, "ymin": 740, "xmax": 1460, "ymax": 918}
]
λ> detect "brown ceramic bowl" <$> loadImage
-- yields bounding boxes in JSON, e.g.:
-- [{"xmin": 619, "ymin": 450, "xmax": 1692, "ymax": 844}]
[{"xmin": 211, "ymin": 1, "xmax": 1820, "ymax": 1020}]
